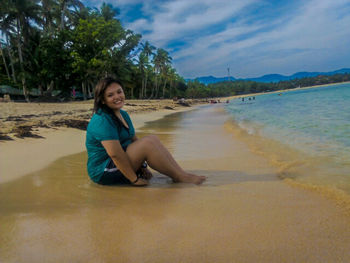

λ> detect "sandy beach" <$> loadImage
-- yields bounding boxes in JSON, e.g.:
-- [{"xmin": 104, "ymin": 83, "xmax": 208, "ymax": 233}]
[
  {"xmin": 0, "ymin": 99, "xmax": 203, "ymax": 183},
  {"xmin": 1, "ymin": 99, "xmax": 350, "ymax": 262}
]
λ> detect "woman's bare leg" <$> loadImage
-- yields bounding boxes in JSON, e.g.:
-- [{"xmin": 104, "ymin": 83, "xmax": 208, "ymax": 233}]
[
  {"xmin": 150, "ymin": 136, "xmax": 200, "ymax": 178},
  {"xmin": 126, "ymin": 135, "xmax": 206, "ymax": 184},
  {"xmin": 150, "ymin": 135, "xmax": 187, "ymax": 173},
  {"xmin": 150, "ymin": 135, "xmax": 201, "ymax": 178}
]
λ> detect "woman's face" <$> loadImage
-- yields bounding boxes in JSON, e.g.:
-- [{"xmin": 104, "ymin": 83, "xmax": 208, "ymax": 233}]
[{"xmin": 103, "ymin": 83, "xmax": 125, "ymax": 111}]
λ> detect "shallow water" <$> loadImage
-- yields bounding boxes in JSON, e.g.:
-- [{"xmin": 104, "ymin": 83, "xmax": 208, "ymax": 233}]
[
  {"xmin": 1, "ymin": 105, "xmax": 350, "ymax": 262},
  {"xmin": 224, "ymin": 83, "xmax": 350, "ymax": 194}
]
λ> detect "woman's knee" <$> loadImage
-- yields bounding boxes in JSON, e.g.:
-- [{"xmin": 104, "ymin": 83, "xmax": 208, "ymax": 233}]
[
  {"xmin": 136, "ymin": 135, "xmax": 158, "ymax": 149},
  {"xmin": 143, "ymin": 135, "xmax": 160, "ymax": 145}
]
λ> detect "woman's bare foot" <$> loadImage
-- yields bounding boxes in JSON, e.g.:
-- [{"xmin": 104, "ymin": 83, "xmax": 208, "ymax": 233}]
[{"xmin": 174, "ymin": 173, "xmax": 207, "ymax": 185}]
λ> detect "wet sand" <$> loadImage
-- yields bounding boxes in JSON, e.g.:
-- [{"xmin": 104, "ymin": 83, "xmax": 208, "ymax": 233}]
[{"xmin": 1, "ymin": 105, "xmax": 350, "ymax": 262}]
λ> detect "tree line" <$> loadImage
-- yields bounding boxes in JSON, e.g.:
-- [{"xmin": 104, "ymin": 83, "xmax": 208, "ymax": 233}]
[
  {"xmin": 185, "ymin": 73, "xmax": 350, "ymax": 98},
  {"xmin": 1, "ymin": 1, "xmax": 349, "ymax": 101},
  {"xmin": 0, "ymin": 0, "xmax": 188, "ymax": 101}
]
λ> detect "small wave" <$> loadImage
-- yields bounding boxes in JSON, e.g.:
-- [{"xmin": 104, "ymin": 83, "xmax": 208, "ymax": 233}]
[
  {"xmin": 285, "ymin": 179, "xmax": 350, "ymax": 214},
  {"xmin": 223, "ymin": 118, "xmax": 350, "ymax": 210}
]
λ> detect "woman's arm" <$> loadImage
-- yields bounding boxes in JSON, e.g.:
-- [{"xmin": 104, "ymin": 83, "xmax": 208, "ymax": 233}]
[{"xmin": 101, "ymin": 140, "xmax": 148, "ymax": 186}]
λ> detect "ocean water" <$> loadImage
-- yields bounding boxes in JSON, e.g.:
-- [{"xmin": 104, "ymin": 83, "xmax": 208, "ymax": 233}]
[{"xmin": 224, "ymin": 83, "xmax": 350, "ymax": 194}]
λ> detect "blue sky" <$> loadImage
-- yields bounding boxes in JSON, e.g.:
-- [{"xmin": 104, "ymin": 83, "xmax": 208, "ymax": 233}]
[{"xmin": 84, "ymin": 0, "xmax": 350, "ymax": 79}]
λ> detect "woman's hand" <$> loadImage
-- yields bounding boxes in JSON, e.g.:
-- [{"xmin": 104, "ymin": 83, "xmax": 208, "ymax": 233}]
[
  {"xmin": 132, "ymin": 167, "xmax": 152, "ymax": 186},
  {"xmin": 132, "ymin": 177, "xmax": 148, "ymax": 186},
  {"xmin": 140, "ymin": 167, "xmax": 153, "ymax": 180}
]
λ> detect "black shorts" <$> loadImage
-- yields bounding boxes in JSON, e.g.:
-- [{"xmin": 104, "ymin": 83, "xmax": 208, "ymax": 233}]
[{"xmin": 98, "ymin": 159, "xmax": 131, "ymax": 185}]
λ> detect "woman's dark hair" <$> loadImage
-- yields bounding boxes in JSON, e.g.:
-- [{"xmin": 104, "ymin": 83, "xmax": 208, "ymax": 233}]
[
  {"xmin": 93, "ymin": 77, "xmax": 128, "ymax": 134},
  {"xmin": 93, "ymin": 77, "xmax": 123, "ymax": 113}
]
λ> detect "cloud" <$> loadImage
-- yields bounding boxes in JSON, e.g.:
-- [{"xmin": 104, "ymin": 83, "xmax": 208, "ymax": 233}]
[
  {"xmin": 171, "ymin": 0, "xmax": 350, "ymax": 77},
  {"xmin": 85, "ymin": 0, "xmax": 350, "ymax": 78},
  {"xmin": 127, "ymin": 0, "xmax": 258, "ymax": 45},
  {"xmin": 85, "ymin": 0, "xmax": 143, "ymax": 6}
]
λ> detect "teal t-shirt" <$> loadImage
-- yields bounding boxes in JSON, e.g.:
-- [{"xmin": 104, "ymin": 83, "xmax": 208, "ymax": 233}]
[{"xmin": 85, "ymin": 109, "xmax": 135, "ymax": 183}]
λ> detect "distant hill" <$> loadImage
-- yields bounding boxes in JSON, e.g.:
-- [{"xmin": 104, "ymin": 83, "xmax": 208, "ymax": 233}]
[
  {"xmin": 193, "ymin": 75, "xmax": 236, "ymax": 84},
  {"xmin": 190, "ymin": 68, "xmax": 350, "ymax": 84}
]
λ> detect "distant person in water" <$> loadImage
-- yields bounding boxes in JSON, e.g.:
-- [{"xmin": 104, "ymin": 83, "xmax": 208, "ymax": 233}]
[{"xmin": 85, "ymin": 77, "xmax": 206, "ymax": 186}]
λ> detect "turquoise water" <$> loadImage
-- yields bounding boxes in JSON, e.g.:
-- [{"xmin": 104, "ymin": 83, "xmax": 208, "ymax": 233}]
[{"xmin": 224, "ymin": 82, "xmax": 350, "ymax": 193}]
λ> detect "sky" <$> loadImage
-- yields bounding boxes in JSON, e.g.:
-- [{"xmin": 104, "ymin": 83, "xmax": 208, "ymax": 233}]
[{"xmin": 84, "ymin": 0, "xmax": 350, "ymax": 79}]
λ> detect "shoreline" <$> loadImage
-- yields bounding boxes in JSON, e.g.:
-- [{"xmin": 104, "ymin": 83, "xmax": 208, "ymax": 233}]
[
  {"xmin": 1, "ymin": 81, "xmax": 349, "ymax": 186},
  {"xmin": 1, "ymin": 80, "xmax": 348, "ymax": 185},
  {"xmin": 225, "ymin": 80, "xmax": 350, "ymax": 100},
  {"xmin": 222, "ymin": 81, "xmax": 350, "ymax": 211},
  {"xmin": 223, "ymin": 110, "xmax": 350, "ymax": 212},
  {"xmin": 1, "ymin": 102, "xmax": 350, "ymax": 262}
]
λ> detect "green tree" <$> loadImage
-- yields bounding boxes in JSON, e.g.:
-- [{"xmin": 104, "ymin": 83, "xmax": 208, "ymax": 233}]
[
  {"xmin": 41, "ymin": 0, "xmax": 59, "ymax": 35},
  {"xmin": 70, "ymin": 7, "xmax": 140, "ymax": 99},
  {"xmin": 137, "ymin": 41, "xmax": 155, "ymax": 98},
  {"xmin": 0, "ymin": 1, "xmax": 17, "ymax": 84},
  {"xmin": 151, "ymin": 48, "xmax": 171, "ymax": 98},
  {"xmin": 0, "ymin": 40, "xmax": 11, "ymax": 80},
  {"xmin": 1, "ymin": 0, "xmax": 42, "ymax": 101},
  {"xmin": 58, "ymin": 0, "xmax": 84, "ymax": 30},
  {"xmin": 100, "ymin": 2, "xmax": 119, "ymax": 21}
]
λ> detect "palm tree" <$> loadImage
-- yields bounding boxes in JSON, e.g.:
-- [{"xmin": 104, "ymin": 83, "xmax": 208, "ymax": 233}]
[
  {"xmin": 0, "ymin": 1, "xmax": 17, "ymax": 83},
  {"xmin": 162, "ymin": 66, "xmax": 177, "ymax": 98},
  {"xmin": 142, "ymin": 41, "xmax": 155, "ymax": 98},
  {"xmin": 41, "ymin": 0, "xmax": 59, "ymax": 35},
  {"xmin": 0, "ymin": 41, "xmax": 11, "ymax": 80},
  {"xmin": 58, "ymin": 0, "xmax": 84, "ymax": 30},
  {"xmin": 137, "ymin": 51, "xmax": 146, "ymax": 97},
  {"xmin": 100, "ymin": 2, "xmax": 119, "ymax": 21},
  {"xmin": 137, "ymin": 41, "xmax": 155, "ymax": 98},
  {"xmin": 1, "ymin": 0, "xmax": 42, "ymax": 101},
  {"xmin": 169, "ymin": 68, "xmax": 179, "ymax": 97},
  {"xmin": 152, "ymin": 48, "xmax": 171, "ymax": 98}
]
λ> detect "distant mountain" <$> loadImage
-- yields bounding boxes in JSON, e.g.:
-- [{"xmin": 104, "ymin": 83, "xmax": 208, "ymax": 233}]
[
  {"xmin": 194, "ymin": 75, "xmax": 236, "ymax": 84},
  {"xmin": 249, "ymin": 74, "xmax": 289, "ymax": 83},
  {"xmin": 190, "ymin": 68, "xmax": 350, "ymax": 84}
]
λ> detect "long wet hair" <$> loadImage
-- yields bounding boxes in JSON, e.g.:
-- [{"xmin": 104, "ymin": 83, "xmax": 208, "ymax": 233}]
[{"xmin": 93, "ymin": 77, "xmax": 128, "ymax": 133}]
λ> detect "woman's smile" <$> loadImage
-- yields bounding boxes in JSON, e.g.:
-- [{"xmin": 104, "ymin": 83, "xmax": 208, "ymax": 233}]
[{"xmin": 103, "ymin": 83, "xmax": 125, "ymax": 111}]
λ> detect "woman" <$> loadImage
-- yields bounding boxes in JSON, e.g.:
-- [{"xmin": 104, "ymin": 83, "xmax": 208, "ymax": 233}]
[{"xmin": 85, "ymin": 77, "xmax": 206, "ymax": 186}]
